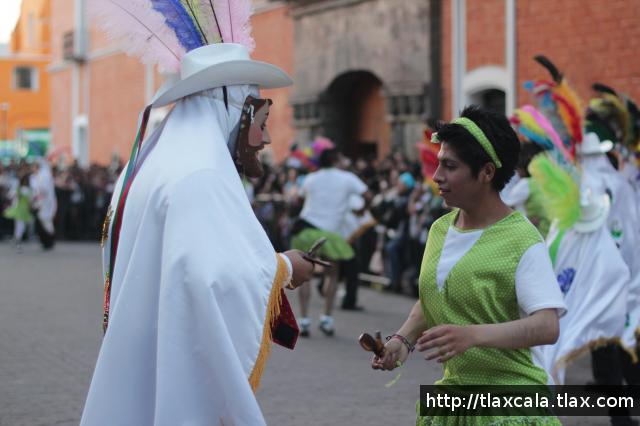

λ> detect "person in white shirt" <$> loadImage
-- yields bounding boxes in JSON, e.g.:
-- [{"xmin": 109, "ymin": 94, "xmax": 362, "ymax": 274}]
[{"xmin": 292, "ymin": 148, "xmax": 368, "ymax": 336}]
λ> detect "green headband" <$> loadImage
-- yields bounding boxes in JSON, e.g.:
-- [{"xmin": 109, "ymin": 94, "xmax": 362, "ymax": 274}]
[{"xmin": 431, "ymin": 117, "xmax": 502, "ymax": 168}]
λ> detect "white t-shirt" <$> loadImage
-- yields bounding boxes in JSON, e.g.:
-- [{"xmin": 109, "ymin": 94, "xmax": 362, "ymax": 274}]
[
  {"xmin": 299, "ymin": 168, "xmax": 368, "ymax": 234},
  {"xmin": 435, "ymin": 226, "xmax": 567, "ymax": 383}
]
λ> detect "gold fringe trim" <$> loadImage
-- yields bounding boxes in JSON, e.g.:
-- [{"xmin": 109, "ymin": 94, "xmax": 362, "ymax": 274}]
[
  {"xmin": 248, "ymin": 253, "xmax": 288, "ymax": 392},
  {"xmin": 347, "ymin": 219, "xmax": 377, "ymax": 244},
  {"xmin": 100, "ymin": 205, "xmax": 113, "ymax": 248},
  {"xmin": 551, "ymin": 336, "xmax": 639, "ymax": 383}
]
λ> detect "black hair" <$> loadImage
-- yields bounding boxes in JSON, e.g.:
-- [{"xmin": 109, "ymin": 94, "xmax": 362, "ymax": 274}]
[
  {"xmin": 517, "ymin": 142, "xmax": 545, "ymax": 177},
  {"xmin": 434, "ymin": 105, "xmax": 520, "ymax": 191},
  {"xmin": 319, "ymin": 148, "xmax": 339, "ymax": 169}
]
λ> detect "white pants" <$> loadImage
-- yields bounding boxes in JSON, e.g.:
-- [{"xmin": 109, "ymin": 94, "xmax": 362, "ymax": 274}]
[{"xmin": 14, "ymin": 220, "xmax": 26, "ymax": 241}]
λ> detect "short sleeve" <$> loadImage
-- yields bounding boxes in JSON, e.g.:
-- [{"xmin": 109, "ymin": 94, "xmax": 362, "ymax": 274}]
[
  {"xmin": 299, "ymin": 174, "xmax": 309, "ymax": 197},
  {"xmin": 515, "ymin": 242, "xmax": 567, "ymax": 317},
  {"xmin": 348, "ymin": 172, "xmax": 367, "ymax": 195}
]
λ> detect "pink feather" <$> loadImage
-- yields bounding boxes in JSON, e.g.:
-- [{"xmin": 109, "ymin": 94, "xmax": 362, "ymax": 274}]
[
  {"xmin": 522, "ymin": 105, "xmax": 573, "ymax": 163},
  {"xmin": 214, "ymin": 0, "xmax": 255, "ymax": 52},
  {"xmin": 88, "ymin": 0, "xmax": 186, "ymax": 73}
]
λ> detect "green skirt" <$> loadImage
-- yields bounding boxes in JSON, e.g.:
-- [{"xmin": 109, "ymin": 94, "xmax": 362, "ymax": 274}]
[
  {"xmin": 291, "ymin": 228, "xmax": 354, "ymax": 261},
  {"xmin": 417, "ymin": 415, "xmax": 561, "ymax": 426},
  {"xmin": 416, "ymin": 400, "xmax": 561, "ymax": 426}
]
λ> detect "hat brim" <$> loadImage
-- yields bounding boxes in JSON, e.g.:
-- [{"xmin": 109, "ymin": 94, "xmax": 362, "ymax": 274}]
[
  {"xmin": 579, "ymin": 140, "xmax": 614, "ymax": 155},
  {"xmin": 573, "ymin": 195, "xmax": 610, "ymax": 233},
  {"xmin": 151, "ymin": 59, "xmax": 292, "ymax": 107}
]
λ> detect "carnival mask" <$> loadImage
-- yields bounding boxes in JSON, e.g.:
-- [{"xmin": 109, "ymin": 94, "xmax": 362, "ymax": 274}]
[{"xmin": 235, "ymin": 96, "xmax": 273, "ymax": 178}]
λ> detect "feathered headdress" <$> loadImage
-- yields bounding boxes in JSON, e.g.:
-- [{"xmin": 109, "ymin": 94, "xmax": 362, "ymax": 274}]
[
  {"xmin": 589, "ymin": 83, "xmax": 637, "ymax": 147},
  {"xmin": 417, "ymin": 128, "xmax": 439, "ymax": 178},
  {"xmin": 511, "ymin": 105, "xmax": 580, "ymax": 183},
  {"xmin": 528, "ymin": 153, "xmax": 581, "ymax": 231},
  {"xmin": 88, "ymin": 0, "xmax": 255, "ymax": 73},
  {"xmin": 525, "ymin": 55, "xmax": 584, "ymax": 157}
]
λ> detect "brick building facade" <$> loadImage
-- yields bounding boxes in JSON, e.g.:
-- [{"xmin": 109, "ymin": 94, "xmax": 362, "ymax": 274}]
[
  {"xmin": 47, "ymin": 0, "xmax": 640, "ymax": 165},
  {"xmin": 443, "ymin": 0, "xmax": 640, "ymax": 121}
]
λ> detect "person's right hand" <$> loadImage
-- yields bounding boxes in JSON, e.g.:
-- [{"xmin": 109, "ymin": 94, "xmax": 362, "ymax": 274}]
[
  {"xmin": 371, "ymin": 338, "xmax": 409, "ymax": 371},
  {"xmin": 282, "ymin": 250, "xmax": 315, "ymax": 289}
]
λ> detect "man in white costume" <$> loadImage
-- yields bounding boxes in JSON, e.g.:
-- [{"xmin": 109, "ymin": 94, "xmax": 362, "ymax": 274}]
[
  {"xmin": 30, "ymin": 158, "xmax": 56, "ymax": 249},
  {"xmin": 578, "ymin": 133, "xmax": 640, "ymax": 356},
  {"xmin": 542, "ymin": 189, "xmax": 630, "ymax": 385},
  {"xmin": 82, "ymin": 2, "xmax": 316, "ymax": 425}
]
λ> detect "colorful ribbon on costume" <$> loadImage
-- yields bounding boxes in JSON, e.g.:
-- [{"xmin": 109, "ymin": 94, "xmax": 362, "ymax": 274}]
[{"xmin": 103, "ymin": 105, "xmax": 152, "ymax": 333}]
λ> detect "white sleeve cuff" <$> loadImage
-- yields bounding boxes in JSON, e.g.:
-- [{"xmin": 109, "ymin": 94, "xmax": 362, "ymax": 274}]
[{"xmin": 278, "ymin": 253, "xmax": 293, "ymax": 282}]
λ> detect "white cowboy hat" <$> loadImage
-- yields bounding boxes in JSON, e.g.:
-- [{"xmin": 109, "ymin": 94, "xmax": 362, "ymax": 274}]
[
  {"xmin": 577, "ymin": 132, "xmax": 613, "ymax": 155},
  {"xmin": 151, "ymin": 43, "xmax": 292, "ymax": 108},
  {"xmin": 573, "ymin": 188, "xmax": 610, "ymax": 233}
]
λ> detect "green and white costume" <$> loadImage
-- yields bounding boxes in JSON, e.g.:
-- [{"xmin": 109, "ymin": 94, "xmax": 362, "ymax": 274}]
[{"xmin": 417, "ymin": 210, "xmax": 565, "ymax": 426}]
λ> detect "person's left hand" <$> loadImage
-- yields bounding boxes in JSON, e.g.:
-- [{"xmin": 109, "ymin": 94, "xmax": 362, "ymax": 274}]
[
  {"xmin": 282, "ymin": 249, "xmax": 315, "ymax": 288},
  {"xmin": 416, "ymin": 324, "xmax": 476, "ymax": 363}
]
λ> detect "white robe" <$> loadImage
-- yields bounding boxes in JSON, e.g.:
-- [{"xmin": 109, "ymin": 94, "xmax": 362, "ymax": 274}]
[
  {"xmin": 542, "ymin": 223, "xmax": 630, "ymax": 384},
  {"xmin": 580, "ymin": 154, "xmax": 640, "ymax": 349},
  {"xmin": 81, "ymin": 88, "xmax": 287, "ymax": 426},
  {"xmin": 30, "ymin": 158, "xmax": 57, "ymax": 233}
]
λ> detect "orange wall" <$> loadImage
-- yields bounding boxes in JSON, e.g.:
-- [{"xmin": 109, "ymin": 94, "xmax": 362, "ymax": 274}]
[
  {"xmin": 0, "ymin": 0, "xmax": 51, "ymax": 140},
  {"xmin": 0, "ymin": 58, "xmax": 51, "ymax": 139},
  {"xmin": 10, "ymin": 0, "xmax": 51, "ymax": 55},
  {"xmin": 251, "ymin": 4, "xmax": 295, "ymax": 163}
]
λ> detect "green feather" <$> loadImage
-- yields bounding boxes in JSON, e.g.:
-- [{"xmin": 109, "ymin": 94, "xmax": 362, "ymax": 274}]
[
  {"xmin": 180, "ymin": 0, "xmax": 208, "ymax": 43},
  {"xmin": 528, "ymin": 154, "xmax": 580, "ymax": 231}
]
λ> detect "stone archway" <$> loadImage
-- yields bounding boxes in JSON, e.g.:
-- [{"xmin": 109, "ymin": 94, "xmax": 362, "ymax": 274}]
[
  {"xmin": 319, "ymin": 70, "xmax": 390, "ymax": 159},
  {"xmin": 463, "ymin": 66, "xmax": 508, "ymax": 114}
]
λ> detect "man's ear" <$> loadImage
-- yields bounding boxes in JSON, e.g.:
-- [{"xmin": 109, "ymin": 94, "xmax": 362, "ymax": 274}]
[{"xmin": 481, "ymin": 162, "xmax": 496, "ymax": 184}]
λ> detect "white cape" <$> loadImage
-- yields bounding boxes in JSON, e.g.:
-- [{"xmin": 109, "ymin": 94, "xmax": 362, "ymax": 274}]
[
  {"xmin": 30, "ymin": 158, "xmax": 57, "ymax": 233},
  {"xmin": 581, "ymin": 155, "xmax": 640, "ymax": 349},
  {"xmin": 542, "ymin": 223, "xmax": 630, "ymax": 384},
  {"xmin": 81, "ymin": 88, "xmax": 287, "ymax": 426}
]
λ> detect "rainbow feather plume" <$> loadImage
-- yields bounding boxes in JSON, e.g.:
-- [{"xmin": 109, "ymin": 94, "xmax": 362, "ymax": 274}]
[
  {"xmin": 555, "ymin": 80, "xmax": 583, "ymax": 143},
  {"xmin": 512, "ymin": 108, "xmax": 553, "ymax": 149},
  {"xmin": 88, "ymin": 0, "xmax": 186, "ymax": 73},
  {"xmin": 151, "ymin": 0, "xmax": 206, "ymax": 52},
  {"xmin": 528, "ymin": 154, "xmax": 581, "ymax": 231},
  {"xmin": 604, "ymin": 93, "xmax": 632, "ymax": 145},
  {"xmin": 522, "ymin": 105, "xmax": 573, "ymax": 163},
  {"xmin": 179, "ymin": 1, "xmax": 224, "ymax": 44}
]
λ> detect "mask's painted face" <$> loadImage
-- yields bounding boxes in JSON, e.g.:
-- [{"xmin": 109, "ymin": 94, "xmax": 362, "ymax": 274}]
[{"xmin": 235, "ymin": 96, "xmax": 273, "ymax": 178}]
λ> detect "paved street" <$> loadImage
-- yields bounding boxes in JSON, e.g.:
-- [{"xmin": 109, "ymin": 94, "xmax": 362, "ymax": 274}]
[{"xmin": 0, "ymin": 242, "xmax": 611, "ymax": 425}]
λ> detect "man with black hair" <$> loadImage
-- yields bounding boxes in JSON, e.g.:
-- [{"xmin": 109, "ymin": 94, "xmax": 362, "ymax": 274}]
[{"xmin": 372, "ymin": 106, "xmax": 565, "ymax": 425}]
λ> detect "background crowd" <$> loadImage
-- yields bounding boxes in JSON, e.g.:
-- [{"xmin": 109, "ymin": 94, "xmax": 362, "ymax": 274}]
[
  {"xmin": 0, "ymin": 142, "xmax": 449, "ymax": 298},
  {"xmin": 0, "ymin": 160, "xmax": 122, "ymax": 242}
]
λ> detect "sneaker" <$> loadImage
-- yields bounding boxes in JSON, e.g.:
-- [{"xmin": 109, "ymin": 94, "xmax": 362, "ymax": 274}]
[
  {"xmin": 299, "ymin": 317, "xmax": 311, "ymax": 338},
  {"xmin": 318, "ymin": 315, "xmax": 334, "ymax": 337}
]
